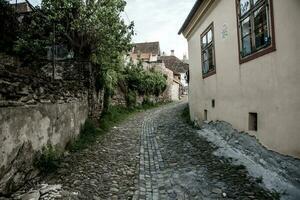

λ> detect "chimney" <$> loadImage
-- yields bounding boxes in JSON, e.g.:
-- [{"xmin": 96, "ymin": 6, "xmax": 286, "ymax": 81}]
[{"xmin": 171, "ymin": 50, "xmax": 175, "ymax": 56}]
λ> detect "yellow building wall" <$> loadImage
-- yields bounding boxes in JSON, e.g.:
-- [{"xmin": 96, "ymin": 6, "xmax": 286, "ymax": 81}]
[{"xmin": 186, "ymin": 0, "xmax": 300, "ymax": 158}]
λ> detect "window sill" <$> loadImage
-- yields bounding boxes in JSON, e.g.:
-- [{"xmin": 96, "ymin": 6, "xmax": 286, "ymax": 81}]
[
  {"xmin": 239, "ymin": 45, "xmax": 276, "ymax": 64},
  {"xmin": 202, "ymin": 70, "xmax": 216, "ymax": 79}
]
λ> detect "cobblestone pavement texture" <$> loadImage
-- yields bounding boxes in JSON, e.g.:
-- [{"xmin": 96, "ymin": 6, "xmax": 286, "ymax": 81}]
[
  {"xmin": 10, "ymin": 109, "xmax": 146, "ymax": 200},
  {"xmin": 134, "ymin": 102, "xmax": 278, "ymax": 200},
  {"xmin": 6, "ymin": 101, "xmax": 279, "ymax": 200}
]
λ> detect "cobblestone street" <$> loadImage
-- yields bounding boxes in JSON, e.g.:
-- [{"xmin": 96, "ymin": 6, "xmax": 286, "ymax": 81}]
[
  {"xmin": 11, "ymin": 102, "xmax": 280, "ymax": 200},
  {"xmin": 134, "ymin": 102, "xmax": 277, "ymax": 200}
]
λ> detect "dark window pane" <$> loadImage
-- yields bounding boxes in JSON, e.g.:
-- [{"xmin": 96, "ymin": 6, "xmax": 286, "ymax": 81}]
[
  {"xmin": 254, "ymin": 6, "xmax": 269, "ymax": 49},
  {"xmin": 203, "ymin": 49, "xmax": 208, "ymax": 61},
  {"xmin": 208, "ymin": 47, "xmax": 214, "ymax": 65},
  {"xmin": 241, "ymin": 17, "xmax": 251, "ymax": 37},
  {"xmin": 207, "ymin": 30, "xmax": 213, "ymax": 43},
  {"xmin": 242, "ymin": 35, "xmax": 252, "ymax": 56},
  {"xmin": 254, "ymin": 6, "xmax": 267, "ymax": 27},
  {"xmin": 202, "ymin": 35, "xmax": 207, "ymax": 47},
  {"xmin": 203, "ymin": 61, "xmax": 209, "ymax": 74},
  {"xmin": 253, "ymin": 0, "xmax": 262, "ymax": 5},
  {"xmin": 240, "ymin": 0, "xmax": 251, "ymax": 16},
  {"xmin": 209, "ymin": 58, "xmax": 214, "ymax": 70},
  {"xmin": 255, "ymin": 26, "xmax": 269, "ymax": 49}
]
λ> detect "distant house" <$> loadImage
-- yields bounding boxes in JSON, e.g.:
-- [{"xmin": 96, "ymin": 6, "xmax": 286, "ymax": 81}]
[
  {"xmin": 160, "ymin": 50, "xmax": 189, "ymax": 86},
  {"xmin": 13, "ymin": 2, "xmax": 32, "ymax": 14},
  {"xmin": 129, "ymin": 42, "xmax": 188, "ymax": 101},
  {"xmin": 130, "ymin": 42, "xmax": 160, "ymax": 64},
  {"xmin": 179, "ymin": 0, "xmax": 300, "ymax": 158},
  {"xmin": 11, "ymin": 1, "xmax": 32, "ymax": 22},
  {"xmin": 160, "ymin": 50, "xmax": 189, "ymax": 96}
]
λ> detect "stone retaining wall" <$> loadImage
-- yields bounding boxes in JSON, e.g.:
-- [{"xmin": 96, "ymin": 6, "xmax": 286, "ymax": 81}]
[
  {"xmin": 0, "ymin": 100, "xmax": 88, "ymax": 195},
  {"xmin": 0, "ymin": 60, "xmax": 103, "ymax": 195}
]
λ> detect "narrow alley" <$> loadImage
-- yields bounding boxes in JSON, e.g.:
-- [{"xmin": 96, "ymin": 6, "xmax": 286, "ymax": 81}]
[{"xmin": 10, "ymin": 102, "xmax": 287, "ymax": 200}]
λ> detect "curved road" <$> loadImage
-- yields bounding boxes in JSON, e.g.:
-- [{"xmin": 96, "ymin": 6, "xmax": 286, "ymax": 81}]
[{"xmin": 12, "ymin": 101, "xmax": 278, "ymax": 200}]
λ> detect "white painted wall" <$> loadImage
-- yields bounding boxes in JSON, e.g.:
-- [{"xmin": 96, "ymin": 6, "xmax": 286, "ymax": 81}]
[
  {"xmin": 171, "ymin": 82, "xmax": 180, "ymax": 101},
  {"xmin": 180, "ymin": 73, "xmax": 188, "ymax": 87}
]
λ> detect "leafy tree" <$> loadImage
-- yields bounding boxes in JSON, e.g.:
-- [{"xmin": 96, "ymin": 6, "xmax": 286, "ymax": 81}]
[
  {"xmin": 15, "ymin": 0, "xmax": 134, "ymax": 61},
  {"xmin": 120, "ymin": 62, "xmax": 167, "ymax": 106},
  {"xmin": 14, "ymin": 10, "xmax": 52, "ymax": 64},
  {"xmin": 14, "ymin": 0, "xmax": 134, "ymax": 110},
  {"xmin": 0, "ymin": 0, "xmax": 19, "ymax": 54}
]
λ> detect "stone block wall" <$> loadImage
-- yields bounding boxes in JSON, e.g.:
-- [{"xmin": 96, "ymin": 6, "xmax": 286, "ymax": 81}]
[
  {"xmin": 0, "ymin": 62, "xmax": 89, "ymax": 105},
  {"xmin": 0, "ymin": 60, "xmax": 103, "ymax": 195},
  {"xmin": 0, "ymin": 101, "xmax": 88, "ymax": 195},
  {"xmin": 111, "ymin": 88, "xmax": 126, "ymax": 106}
]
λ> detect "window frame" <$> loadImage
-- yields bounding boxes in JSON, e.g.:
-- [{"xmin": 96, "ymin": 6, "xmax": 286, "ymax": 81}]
[
  {"xmin": 236, "ymin": 0, "xmax": 276, "ymax": 64},
  {"xmin": 200, "ymin": 22, "xmax": 216, "ymax": 79}
]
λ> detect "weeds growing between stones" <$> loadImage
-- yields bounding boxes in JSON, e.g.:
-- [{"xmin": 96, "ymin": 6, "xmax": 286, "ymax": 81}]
[
  {"xmin": 67, "ymin": 102, "xmax": 170, "ymax": 152},
  {"xmin": 33, "ymin": 145, "xmax": 62, "ymax": 173}
]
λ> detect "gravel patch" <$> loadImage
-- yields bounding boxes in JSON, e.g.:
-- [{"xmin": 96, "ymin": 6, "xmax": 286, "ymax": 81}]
[{"xmin": 199, "ymin": 121, "xmax": 300, "ymax": 200}]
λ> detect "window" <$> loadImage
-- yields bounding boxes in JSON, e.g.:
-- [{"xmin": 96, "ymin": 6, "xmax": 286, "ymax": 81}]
[
  {"xmin": 201, "ymin": 23, "xmax": 216, "ymax": 78},
  {"xmin": 204, "ymin": 110, "xmax": 208, "ymax": 121},
  {"xmin": 249, "ymin": 112, "xmax": 258, "ymax": 131},
  {"xmin": 212, "ymin": 99, "xmax": 215, "ymax": 108},
  {"xmin": 237, "ymin": 0, "xmax": 276, "ymax": 63}
]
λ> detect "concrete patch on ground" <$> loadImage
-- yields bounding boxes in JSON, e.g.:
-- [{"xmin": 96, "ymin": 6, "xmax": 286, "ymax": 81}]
[{"xmin": 198, "ymin": 121, "xmax": 300, "ymax": 200}]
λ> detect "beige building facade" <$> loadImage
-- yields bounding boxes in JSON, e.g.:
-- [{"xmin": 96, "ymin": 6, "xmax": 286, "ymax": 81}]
[{"xmin": 179, "ymin": 0, "xmax": 300, "ymax": 158}]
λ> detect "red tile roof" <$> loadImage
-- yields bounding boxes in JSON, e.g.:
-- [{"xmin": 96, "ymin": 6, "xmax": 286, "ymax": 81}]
[
  {"xmin": 160, "ymin": 56, "xmax": 189, "ymax": 74},
  {"xmin": 11, "ymin": 2, "xmax": 32, "ymax": 14},
  {"xmin": 133, "ymin": 42, "xmax": 160, "ymax": 55}
]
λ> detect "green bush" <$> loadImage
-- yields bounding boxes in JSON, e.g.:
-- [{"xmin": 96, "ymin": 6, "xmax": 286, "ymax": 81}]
[
  {"xmin": 0, "ymin": 0, "xmax": 19, "ymax": 54},
  {"xmin": 67, "ymin": 119, "xmax": 101, "ymax": 152},
  {"xmin": 142, "ymin": 96, "xmax": 154, "ymax": 107},
  {"xmin": 68, "ymin": 108, "xmax": 134, "ymax": 152},
  {"xmin": 125, "ymin": 90, "xmax": 137, "ymax": 108},
  {"xmin": 34, "ymin": 145, "xmax": 61, "ymax": 173},
  {"xmin": 121, "ymin": 63, "xmax": 167, "ymax": 107}
]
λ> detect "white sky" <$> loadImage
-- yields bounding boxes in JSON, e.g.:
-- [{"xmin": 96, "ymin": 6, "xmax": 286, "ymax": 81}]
[
  {"xmin": 11, "ymin": 0, "xmax": 196, "ymax": 59},
  {"xmin": 124, "ymin": 0, "xmax": 195, "ymax": 59}
]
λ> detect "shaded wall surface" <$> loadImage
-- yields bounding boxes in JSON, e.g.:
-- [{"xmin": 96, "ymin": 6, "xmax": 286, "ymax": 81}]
[
  {"xmin": 0, "ymin": 101, "xmax": 88, "ymax": 195},
  {"xmin": 0, "ymin": 60, "xmax": 102, "ymax": 195}
]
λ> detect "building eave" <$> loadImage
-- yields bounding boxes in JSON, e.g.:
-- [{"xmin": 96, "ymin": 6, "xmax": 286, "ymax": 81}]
[
  {"xmin": 178, "ymin": 0, "xmax": 203, "ymax": 35},
  {"xmin": 178, "ymin": 0, "xmax": 215, "ymax": 39}
]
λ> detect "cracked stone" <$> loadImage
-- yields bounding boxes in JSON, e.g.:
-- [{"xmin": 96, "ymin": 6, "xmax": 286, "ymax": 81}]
[{"xmin": 20, "ymin": 190, "xmax": 40, "ymax": 200}]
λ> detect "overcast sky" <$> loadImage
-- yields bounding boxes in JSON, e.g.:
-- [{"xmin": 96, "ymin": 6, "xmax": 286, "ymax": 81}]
[
  {"xmin": 12, "ymin": 0, "xmax": 195, "ymax": 58},
  {"xmin": 124, "ymin": 0, "xmax": 195, "ymax": 58}
]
